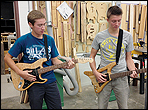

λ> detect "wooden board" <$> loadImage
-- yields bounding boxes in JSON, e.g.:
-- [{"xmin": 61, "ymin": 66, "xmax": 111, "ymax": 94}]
[
  {"xmin": 23, "ymin": 90, "xmax": 29, "ymax": 103},
  {"xmin": 133, "ymin": 5, "xmax": 136, "ymax": 42},
  {"xmin": 126, "ymin": 5, "xmax": 129, "ymax": 31},
  {"xmin": 57, "ymin": 1, "xmax": 62, "ymax": 37},
  {"xmin": 51, "ymin": 1, "xmax": 57, "ymax": 27},
  {"xmin": 121, "ymin": 4, "xmax": 127, "ymax": 30},
  {"xmin": 51, "ymin": 1, "xmax": 57, "ymax": 45},
  {"xmin": 86, "ymin": 46, "xmax": 89, "ymax": 53},
  {"xmin": 138, "ymin": 5, "xmax": 147, "ymax": 39},
  {"xmin": 81, "ymin": 2, "xmax": 87, "ymax": 42},
  {"xmin": 135, "ymin": 5, "xmax": 139, "ymax": 34},
  {"xmin": 76, "ymin": 1, "xmax": 81, "ymax": 35},
  {"xmin": 82, "ymin": 43, "xmax": 86, "ymax": 51},
  {"xmin": 63, "ymin": 21, "xmax": 69, "ymax": 57},
  {"xmin": 71, "ymin": 33, "xmax": 75, "ymax": 49},
  {"xmin": 129, "ymin": 4, "xmax": 134, "ymax": 37},
  {"xmin": 145, "ymin": 31, "xmax": 147, "ymax": 46},
  {"xmin": 68, "ymin": 22, "xmax": 71, "ymax": 56},
  {"xmin": 72, "ymin": 47, "xmax": 82, "ymax": 92},
  {"xmin": 69, "ymin": 1, "xmax": 74, "ymax": 55},
  {"xmin": 20, "ymin": 91, "xmax": 26, "ymax": 104}
]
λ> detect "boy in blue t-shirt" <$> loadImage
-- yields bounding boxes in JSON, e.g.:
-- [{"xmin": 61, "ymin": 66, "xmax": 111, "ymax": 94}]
[{"xmin": 4, "ymin": 10, "xmax": 75, "ymax": 109}]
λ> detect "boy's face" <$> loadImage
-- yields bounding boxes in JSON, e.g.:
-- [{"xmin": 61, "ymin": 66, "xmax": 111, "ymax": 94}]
[
  {"xmin": 107, "ymin": 15, "xmax": 122, "ymax": 31},
  {"xmin": 29, "ymin": 18, "xmax": 46, "ymax": 36}
]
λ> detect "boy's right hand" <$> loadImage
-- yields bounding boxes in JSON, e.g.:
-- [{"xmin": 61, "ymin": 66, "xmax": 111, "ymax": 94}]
[
  {"xmin": 18, "ymin": 70, "xmax": 37, "ymax": 82},
  {"xmin": 93, "ymin": 71, "xmax": 107, "ymax": 83}
]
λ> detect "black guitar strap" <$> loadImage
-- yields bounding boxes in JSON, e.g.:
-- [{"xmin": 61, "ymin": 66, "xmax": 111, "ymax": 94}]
[
  {"xmin": 116, "ymin": 28, "xmax": 123, "ymax": 65},
  {"xmin": 43, "ymin": 34, "xmax": 49, "ymax": 61}
]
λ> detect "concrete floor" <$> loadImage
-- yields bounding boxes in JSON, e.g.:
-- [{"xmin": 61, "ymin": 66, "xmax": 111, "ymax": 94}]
[{"xmin": 1, "ymin": 74, "xmax": 147, "ymax": 109}]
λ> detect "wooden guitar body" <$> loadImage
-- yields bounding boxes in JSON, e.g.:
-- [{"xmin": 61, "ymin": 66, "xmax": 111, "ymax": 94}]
[
  {"xmin": 11, "ymin": 57, "xmax": 93, "ymax": 91},
  {"xmin": 84, "ymin": 62, "xmax": 147, "ymax": 94},
  {"xmin": 11, "ymin": 58, "xmax": 48, "ymax": 91},
  {"xmin": 84, "ymin": 62, "xmax": 116, "ymax": 93}
]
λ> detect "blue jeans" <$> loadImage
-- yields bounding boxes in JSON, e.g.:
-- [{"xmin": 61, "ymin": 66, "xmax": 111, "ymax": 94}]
[{"xmin": 27, "ymin": 81, "xmax": 62, "ymax": 109}]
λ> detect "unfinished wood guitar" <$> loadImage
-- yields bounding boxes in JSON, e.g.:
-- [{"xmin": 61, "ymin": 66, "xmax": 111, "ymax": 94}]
[
  {"xmin": 86, "ymin": 23, "xmax": 97, "ymax": 40},
  {"xmin": 86, "ymin": 1, "xmax": 97, "ymax": 23},
  {"xmin": 96, "ymin": 3, "xmax": 107, "ymax": 23},
  {"xmin": 11, "ymin": 58, "xmax": 93, "ymax": 91},
  {"xmin": 84, "ymin": 62, "xmax": 147, "ymax": 93}
]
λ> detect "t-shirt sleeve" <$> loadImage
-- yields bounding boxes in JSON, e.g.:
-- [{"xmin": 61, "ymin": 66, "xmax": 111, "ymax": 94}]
[
  {"xmin": 126, "ymin": 33, "xmax": 134, "ymax": 52},
  {"xmin": 91, "ymin": 34, "xmax": 100, "ymax": 50},
  {"xmin": 8, "ymin": 38, "xmax": 23, "ymax": 57}
]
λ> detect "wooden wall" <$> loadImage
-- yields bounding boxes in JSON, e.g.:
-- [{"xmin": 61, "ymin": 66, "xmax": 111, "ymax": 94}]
[{"xmin": 32, "ymin": 1, "xmax": 147, "ymax": 56}]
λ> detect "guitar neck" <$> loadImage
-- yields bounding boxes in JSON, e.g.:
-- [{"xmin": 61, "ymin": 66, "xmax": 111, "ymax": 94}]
[
  {"xmin": 110, "ymin": 68, "xmax": 147, "ymax": 79},
  {"xmin": 37, "ymin": 59, "xmax": 78, "ymax": 74}
]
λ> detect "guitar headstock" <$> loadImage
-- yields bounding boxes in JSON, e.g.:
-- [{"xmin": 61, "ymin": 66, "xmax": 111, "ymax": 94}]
[{"xmin": 77, "ymin": 57, "xmax": 93, "ymax": 63}]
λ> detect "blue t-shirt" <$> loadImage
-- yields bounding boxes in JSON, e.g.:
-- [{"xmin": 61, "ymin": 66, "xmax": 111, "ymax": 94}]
[{"xmin": 8, "ymin": 32, "xmax": 59, "ymax": 84}]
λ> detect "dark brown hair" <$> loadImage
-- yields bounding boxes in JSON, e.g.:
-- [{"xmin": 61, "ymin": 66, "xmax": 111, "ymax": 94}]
[
  {"xmin": 107, "ymin": 6, "xmax": 123, "ymax": 19},
  {"xmin": 27, "ymin": 10, "xmax": 46, "ymax": 26}
]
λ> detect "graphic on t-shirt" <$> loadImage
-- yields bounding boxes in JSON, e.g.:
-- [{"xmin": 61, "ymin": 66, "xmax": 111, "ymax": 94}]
[
  {"xmin": 101, "ymin": 37, "xmax": 125, "ymax": 61},
  {"xmin": 26, "ymin": 45, "xmax": 51, "ymax": 60}
]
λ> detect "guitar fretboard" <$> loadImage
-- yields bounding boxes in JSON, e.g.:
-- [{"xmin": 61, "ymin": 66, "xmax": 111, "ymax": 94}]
[
  {"xmin": 110, "ymin": 68, "xmax": 147, "ymax": 79},
  {"xmin": 37, "ymin": 59, "xmax": 78, "ymax": 74}
]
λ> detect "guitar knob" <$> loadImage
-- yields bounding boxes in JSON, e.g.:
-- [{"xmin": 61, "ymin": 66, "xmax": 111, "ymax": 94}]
[{"xmin": 94, "ymin": 85, "xmax": 96, "ymax": 89}]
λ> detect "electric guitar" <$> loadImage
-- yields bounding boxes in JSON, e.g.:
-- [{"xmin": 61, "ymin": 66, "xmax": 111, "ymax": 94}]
[
  {"xmin": 11, "ymin": 57, "xmax": 93, "ymax": 91},
  {"xmin": 84, "ymin": 62, "xmax": 147, "ymax": 93}
]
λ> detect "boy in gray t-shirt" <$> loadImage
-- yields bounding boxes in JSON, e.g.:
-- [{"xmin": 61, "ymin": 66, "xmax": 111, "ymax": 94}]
[
  {"xmin": 92, "ymin": 29, "xmax": 134, "ymax": 74},
  {"xmin": 89, "ymin": 6, "xmax": 138, "ymax": 109}
]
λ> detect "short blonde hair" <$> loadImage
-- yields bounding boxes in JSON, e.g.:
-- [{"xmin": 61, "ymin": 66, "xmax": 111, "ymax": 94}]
[{"xmin": 27, "ymin": 10, "xmax": 46, "ymax": 25}]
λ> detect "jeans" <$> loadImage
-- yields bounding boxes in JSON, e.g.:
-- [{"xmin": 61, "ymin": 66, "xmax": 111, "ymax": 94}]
[
  {"xmin": 97, "ymin": 76, "xmax": 129, "ymax": 109},
  {"xmin": 27, "ymin": 81, "xmax": 62, "ymax": 109}
]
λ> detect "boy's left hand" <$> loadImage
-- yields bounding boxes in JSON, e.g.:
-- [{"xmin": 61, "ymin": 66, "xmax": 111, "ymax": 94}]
[
  {"xmin": 130, "ymin": 67, "xmax": 138, "ymax": 78},
  {"xmin": 64, "ymin": 58, "xmax": 75, "ymax": 69}
]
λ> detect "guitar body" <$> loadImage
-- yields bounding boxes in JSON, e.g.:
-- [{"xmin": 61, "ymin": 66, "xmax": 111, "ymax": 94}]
[
  {"xmin": 11, "ymin": 58, "xmax": 48, "ymax": 91},
  {"xmin": 84, "ymin": 62, "xmax": 116, "ymax": 93},
  {"xmin": 10, "ymin": 57, "xmax": 93, "ymax": 91}
]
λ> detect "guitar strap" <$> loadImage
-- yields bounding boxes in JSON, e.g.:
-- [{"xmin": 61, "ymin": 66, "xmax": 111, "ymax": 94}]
[
  {"xmin": 43, "ymin": 34, "xmax": 49, "ymax": 61},
  {"xmin": 116, "ymin": 28, "xmax": 123, "ymax": 65}
]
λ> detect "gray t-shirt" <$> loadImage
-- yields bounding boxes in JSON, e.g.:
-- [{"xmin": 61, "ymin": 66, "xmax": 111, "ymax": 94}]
[{"xmin": 91, "ymin": 29, "xmax": 134, "ymax": 74}]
